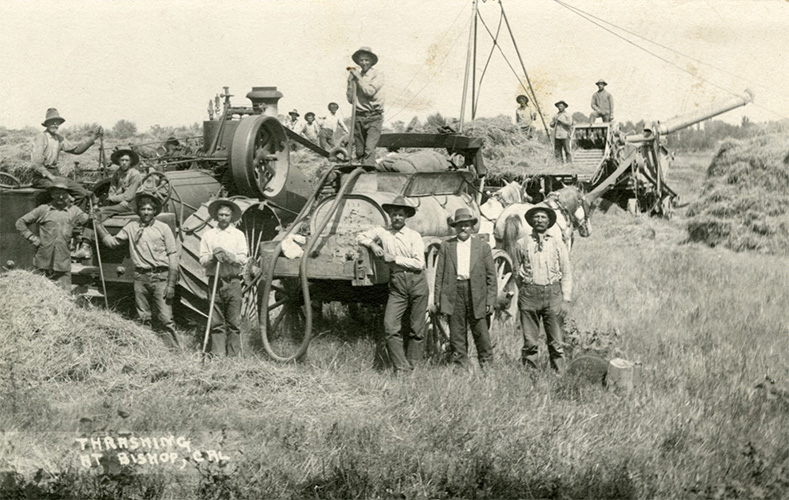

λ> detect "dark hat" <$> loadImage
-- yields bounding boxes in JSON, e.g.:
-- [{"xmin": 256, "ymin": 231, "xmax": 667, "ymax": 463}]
[
  {"xmin": 352, "ymin": 46, "xmax": 379, "ymax": 66},
  {"xmin": 525, "ymin": 206, "xmax": 556, "ymax": 229},
  {"xmin": 288, "ymin": 109, "xmax": 300, "ymax": 117},
  {"xmin": 46, "ymin": 178, "xmax": 70, "ymax": 191},
  {"xmin": 134, "ymin": 189, "xmax": 163, "ymax": 215},
  {"xmin": 382, "ymin": 196, "xmax": 416, "ymax": 218},
  {"xmin": 596, "ymin": 79, "xmax": 608, "ymax": 86},
  {"xmin": 305, "ymin": 111, "xmax": 315, "ymax": 119},
  {"xmin": 110, "ymin": 148, "xmax": 140, "ymax": 167},
  {"xmin": 555, "ymin": 100, "xmax": 568, "ymax": 108},
  {"xmin": 42, "ymin": 108, "xmax": 66, "ymax": 127},
  {"xmin": 208, "ymin": 198, "xmax": 242, "ymax": 223},
  {"xmin": 449, "ymin": 207, "xmax": 478, "ymax": 227},
  {"xmin": 328, "ymin": 102, "xmax": 339, "ymax": 108},
  {"xmin": 516, "ymin": 94, "xmax": 529, "ymax": 103}
]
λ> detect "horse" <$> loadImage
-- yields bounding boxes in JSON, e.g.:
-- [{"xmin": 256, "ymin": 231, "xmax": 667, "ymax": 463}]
[
  {"xmin": 478, "ymin": 180, "xmax": 525, "ymax": 246},
  {"xmin": 493, "ymin": 184, "xmax": 592, "ymax": 252}
]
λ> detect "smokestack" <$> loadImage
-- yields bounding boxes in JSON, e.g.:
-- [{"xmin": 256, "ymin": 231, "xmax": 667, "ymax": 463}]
[{"xmin": 246, "ymin": 86, "xmax": 284, "ymax": 118}]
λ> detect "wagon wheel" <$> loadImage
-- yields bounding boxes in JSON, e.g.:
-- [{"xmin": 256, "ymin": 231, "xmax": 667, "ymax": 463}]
[
  {"xmin": 140, "ymin": 172, "xmax": 172, "ymax": 205},
  {"xmin": 489, "ymin": 249, "xmax": 517, "ymax": 350},
  {"xmin": 259, "ymin": 278, "xmax": 310, "ymax": 362},
  {"xmin": 424, "ymin": 244, "xmax": 450, "ymax": 361},
  {"xmin": 0, "ymin": 172, "xmax": 22, "ymax": 189}
]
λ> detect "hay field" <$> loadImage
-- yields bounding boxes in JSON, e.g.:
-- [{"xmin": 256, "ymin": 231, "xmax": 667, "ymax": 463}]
[{"xmin": 2, "ymin": 150, "xmax": 788, "ymax": 499}]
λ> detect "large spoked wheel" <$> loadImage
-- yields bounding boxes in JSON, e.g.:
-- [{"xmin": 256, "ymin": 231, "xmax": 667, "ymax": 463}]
[
  {"xmin": 489, "ymin": 249, "xmax": 518, "ymax": 349},
  {"xmin": 259, "ymin": 278, "xmax": 310, "ymax": 362},
  {"xmin": 0, "ymin": 172, "xmax": 22, "ymax": 189},
  {"xmin": 140, "ymin": 172, "xmax": 172, "ymax": 205},
  {"xmin": 231, "ymin": 115, "xmax": 288, "ymax": 197},
  {"xmin": 424, "ymin": 244, "xmax": 450, "ymax": 361}
]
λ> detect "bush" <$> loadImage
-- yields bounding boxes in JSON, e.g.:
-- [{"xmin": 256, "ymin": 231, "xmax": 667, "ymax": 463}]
[{"xmin": 112, "ymin": 119, "xmax": 138, "ymax": 139}]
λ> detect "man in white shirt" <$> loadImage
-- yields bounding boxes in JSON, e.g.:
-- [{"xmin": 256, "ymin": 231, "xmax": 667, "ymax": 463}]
[
  {"xmin": 433, "ymin": 208, "xmax": 497, "ymax": 368},
  {"xmin": 347, "ymin": 46, "xmax": 385, "ymax": 166},
  {"xmin": 199, "ymin": 199, "xmax": 249, "ymax": 357},
  {"xmin": 356, "ymin": 196, "xmax": 426, "ymax": 372},
  {"xmin": 318, "ymin": 102, "xmax": 350, "ymax": 150}
]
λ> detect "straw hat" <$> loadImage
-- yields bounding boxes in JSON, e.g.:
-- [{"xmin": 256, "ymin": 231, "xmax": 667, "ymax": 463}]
[
  {"xmin": 448, "ymin": 207, "xmax": 478, "ymax": 227},
  {"xmin": 596, "ymin": 79, "xmax": 608, "ymax": 86},
  {"xmin": 288, "ymin": 109, "xmax": 300, "ymax": 117},
  {"xmin": 41, "ymin": 108, "xmax": 66, "ymax": 127},
  {"xmin": 46, "ymin": 179, "xmax": 70, "ymax": 191},
  {"xmin": 208, "ymin": 199, "xmax": 242, "ymax": 223},
  {"xmin": 381, "ymin": 196, "xmax": 416, "ymax": 218},
  {"xmin": 110, "ymin": 149, "xmax": 140, "ymax": 167},
  {"xmin": 352, "ymin": 46, "xmax": 379, "ymax": 66},
  {"xmin": 525, "ymin": 206, "xmax": 556, "ymax": 229}
]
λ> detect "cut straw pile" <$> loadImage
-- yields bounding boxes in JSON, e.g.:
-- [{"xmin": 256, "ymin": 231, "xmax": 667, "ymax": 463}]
[
  {"xmin": 686, "ymin": 133, "xmax": 789, "ymax": 255},
  {"xmin": 0, "ymin": 270, "xmax": 171, "ymax": 384}
]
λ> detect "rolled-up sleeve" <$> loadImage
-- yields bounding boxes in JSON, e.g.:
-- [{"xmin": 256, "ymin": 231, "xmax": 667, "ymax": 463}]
[
  {"xmin": 394, "ymin": 231, "xmax": 424, "ymax": 270},
  {"xmin": 356, "ymin": 227, "xmax": 381, "ymax": 248},
  {"xmin": 558, "ymin": 242, "xmax": 572, "ymax": 301}
]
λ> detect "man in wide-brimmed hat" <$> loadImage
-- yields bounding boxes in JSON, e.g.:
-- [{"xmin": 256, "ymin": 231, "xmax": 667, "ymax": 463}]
[
  {"xmin": 590, "ymin": 78, "xmax": 614, "ymax": 123},
  {"xmin": 74, "ymin": 148, "xmax": 143, "ymax": 259},
  {"xmin": 357, "ymin": 195, "xmax": 426, "ymax": 372},
  {"xmin": 347, "ymin": 46, "xmax": 385, "ymax": 166},
  {"xmin": 299, "ymin": 111, "xmax": 321, "ymax": 144},
  {"xmin": 15, "ymin": 180, "xmax": 90, "ymax": 291},
  {"xmin": 514, "ymin": 206, "xmax": 572, "ymax": 374},
  {"xmin": 285, "ymin": 109, "xmax": 303, "ymax": 132},
  {"xmin": 199, "ymin": 199, "xmax": 248, "ymax": 357},
  {"xmin": 318, "ymin": 102, "xmax": 350, "ymax": 150},
  {"xmin": 515, "ymin": 94, "xmax": 536, "ymax": 139},
  {"xmin": 30, "ymin": 108, "xmax": 103, "ymax": 207},
  {"xmin": 94, "ymin": 189, "xmax": 181, "ymax": 349},
  {"xmin": 433, "ymin": 207, "xmax": 497, "ymax": 368},
  {"xmin": 550, "ymin": 101, "xmax": 573, "ymax": 164}
]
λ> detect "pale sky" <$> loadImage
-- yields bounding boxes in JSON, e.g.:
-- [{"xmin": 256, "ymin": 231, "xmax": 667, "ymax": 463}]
[{"xmin": 1, "ymin": 0, "xmax": 786, "ymax": 131}]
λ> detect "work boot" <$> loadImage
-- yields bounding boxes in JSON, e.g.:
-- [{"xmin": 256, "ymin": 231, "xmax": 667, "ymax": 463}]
[{"xmin": 72, "ymin": 241, "xmax": 93, "ymax": 260}]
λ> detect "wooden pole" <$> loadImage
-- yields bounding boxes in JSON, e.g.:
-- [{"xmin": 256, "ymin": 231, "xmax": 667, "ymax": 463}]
[
  {"xmin": 459, "ymin": 0, "xmax": 478, "ymax": 133},
  {"xmin": 89, "ymin": 198, "xmax": 109, "ymax": 309},
  {"xmin": 201, "ymin": 262, "xmax": 221, "ymax": 363}
]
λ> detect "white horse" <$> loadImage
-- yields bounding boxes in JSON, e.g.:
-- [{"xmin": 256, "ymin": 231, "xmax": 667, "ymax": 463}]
[
  {"xmin": 479, "ymin": 180, "xmax": 525, "ymax": 247},
  {"xmin": 492, "ymin": 184, "xmax": 592, "ymax": 252}
]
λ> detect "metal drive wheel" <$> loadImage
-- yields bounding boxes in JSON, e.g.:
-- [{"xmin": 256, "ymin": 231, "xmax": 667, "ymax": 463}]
[
  {"xmin": 230, "ymin": 115, "xmax": 288, "ymax": 197},
  {"xmin": 140, "ymin": 172, "xmax": 172, "ymax": 205},
  {"xmin": 259, "ymin": 278, "xmax": 310, "ymax": 362},
  {"xmin": 0, "ymin": 172, "xmax": 22, "ymax": 189},
  {"xmin": 424, "ymin": 244, "xmax": 450, "ymax": 361}
]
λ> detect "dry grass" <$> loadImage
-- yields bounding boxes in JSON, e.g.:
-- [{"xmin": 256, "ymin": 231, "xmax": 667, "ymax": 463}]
[{"xmin": 686, "ymin": 133, "xmax": 789, "ymax": 255}]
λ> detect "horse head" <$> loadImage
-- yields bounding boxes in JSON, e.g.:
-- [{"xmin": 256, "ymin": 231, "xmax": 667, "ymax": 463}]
[{"xmin": 549, "ymin": 185, "xmax": 593, "ymax": 238}]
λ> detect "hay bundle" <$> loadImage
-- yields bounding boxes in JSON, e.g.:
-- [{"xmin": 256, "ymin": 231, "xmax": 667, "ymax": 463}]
[
  {"xmin": 686, "ymin": 134, "xmax": 789, "ymax": 255},
  {"xmin": 0, "ymin": 270, "xmax": 171, "ymax": 383}
]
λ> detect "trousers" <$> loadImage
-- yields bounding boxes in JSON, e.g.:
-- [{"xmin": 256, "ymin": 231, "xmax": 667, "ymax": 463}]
[
  {"xmin": 518, "ymin": 282, "xmax": 566, "ymax": 373},
  {"xmin": 209, "ymin": 276, "xmax": 242, "ymax": 357},
  {"xmin": 134, "ymin": 270, "xmax": 180, "ymax": 349},
  {"xmin": 383, "ymin": 270, "xmax": 428, "ymax": 372},
  {"xmin": 589, "ymin": 111, "xmax": 612, "ymax": 123},
  {"xmin": 352, "ymin": 113, "xmax": 383, "ymax": 166},
  {"xmin": 553, "ymin": 138, "xmax": 572, "ymax": 164},
  {"xmin": 449, "ymin": 280, "xmax": 493, "ymax": 367}
]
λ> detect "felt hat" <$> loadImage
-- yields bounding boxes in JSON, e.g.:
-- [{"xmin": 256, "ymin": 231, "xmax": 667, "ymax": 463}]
[
  {"xmin": 134, "ymin": 189, "xmax": 163, "ymax": 215},
  {"xmin": 596, "ymin": 79, "xmax": 608, "ymax": 86},
  {"xmin": 305, "ymin": 111, "xmax": 315, "ymax": 119},
  {"xmin": 208, "ymin": 198, "xmax": 242, "ymax": 223},
  {"xmin": 382, "ymin": 196, "xmax": 416, "ymax": 218},
  {"xmin": 554, "ymin": 100, "xmax": 568, "ymax": 109},
  {"xmin": 525, "ymin": 206, "xmax": 556, "ymax": 229},
  {"xmin": 110, "ymin": 148, "xmax": 140, "ymax": 167},
  {"xmin": 328, "ymin": 102, "xmax": 339, "ymax": 108},
  {"xmin": 288, "ymin": 109, "xmax": 300, "ymax": 117},
  {"xmin": 516, "ymin": 94, "xmax": 529, "ymax": 103},
  {"xmin": 449, "ymin": 207, "xmax": 478, "ymax": 227},
  {"xmin": 41, "ymin": 108, "xmax": 66, "ymax": 127},
  {"xmin": 46, "ymin": 178, "xmax": 70, "ymax": 191},
  {"xmin": 352, "ymin": 46, "xmax": 379, "ymax": 67}
]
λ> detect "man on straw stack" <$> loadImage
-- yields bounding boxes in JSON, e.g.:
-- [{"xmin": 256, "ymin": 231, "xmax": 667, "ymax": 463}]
[
  {"xmin": 356, "ymin": 196, "xmax": 426, "ymax": 373},
  {"xmin": 347, "ymin": 46, "xmax": 384, "ymax": 166},
  {"xmin": 93, "ymin": 189, "xmax": 181, "ymax": 349},
  {"xmin": 433, "ymin": 208, "xmax": 497, "ymax": 369},
  {"xmin": 16, "ymin": 180, "xmax": 90, "ymax": 291},
  {"xmin": 199, "ymin": 199, "xmax": 248, "ymax": 357}
]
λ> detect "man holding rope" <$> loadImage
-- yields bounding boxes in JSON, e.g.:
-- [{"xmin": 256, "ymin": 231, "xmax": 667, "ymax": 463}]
[
  {"xmin": 93, "ymin": 190, "xmax": 181, "ymax": 349},
  {"xmin": 199, "ymin": 199, "xmax": 248, "ymax": 357}
]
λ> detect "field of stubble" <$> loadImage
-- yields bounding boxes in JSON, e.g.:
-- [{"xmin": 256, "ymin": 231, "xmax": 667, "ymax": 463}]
[{"xmin": 1, "ymin": 152, "xmax": 788, "ymax": 499}]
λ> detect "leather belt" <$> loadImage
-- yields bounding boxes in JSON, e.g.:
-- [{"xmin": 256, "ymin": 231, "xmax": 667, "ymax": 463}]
[{"xmin": 136, "ymin": 266, "xmax": 169, "ymax": 274}]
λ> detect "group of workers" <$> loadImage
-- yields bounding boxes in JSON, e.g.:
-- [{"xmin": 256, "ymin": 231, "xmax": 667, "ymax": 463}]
[
  {"xmin": 517, "ymin": 78, "xmax": 615, "ymax": 165},
  {"xmin": 15, "ymin": 108, "xmax": 249, "ymax": 357},
  {"xmin": 357, "ymin": 197, "xmax": 572, "ymax": 374}
]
